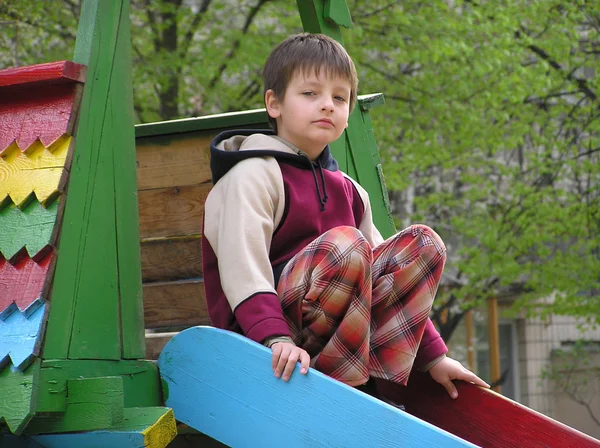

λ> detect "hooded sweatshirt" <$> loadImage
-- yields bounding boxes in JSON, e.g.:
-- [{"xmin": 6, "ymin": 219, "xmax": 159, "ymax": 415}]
[{"xmin": 202, "ymin": 130, "xmax": 447, "ymax": 369}]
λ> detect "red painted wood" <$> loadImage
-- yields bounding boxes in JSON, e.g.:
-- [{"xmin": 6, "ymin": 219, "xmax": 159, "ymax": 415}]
[
  {"xmin": 0, "ymin": 250, "xmax": 54, "ymax": 314},
  {"xmin": 0, "ymin": 61, "xmax": 86, "ymax": 89},
  {"xmin": 377, "ymin": 372, "xmax": 600, "ymax": 448},
  {"xmin": 0, "ymin": 83, "xmax": 78, "ymax": 152}
]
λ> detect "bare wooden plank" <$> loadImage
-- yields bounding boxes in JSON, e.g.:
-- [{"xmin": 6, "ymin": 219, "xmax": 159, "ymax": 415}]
[
  {"xmin": 138, "ymin": 183, "xmax": 211, "ymax": 239},
  {"xmin": 136, "ymin": 134, "xmax": 212, "ymax": 191},
  {"xmin": 144, "ymin": 332, "xmax": 177, "ymax": 360},
  {"xmin": 143, "ymin": 279, "xmax": 209, "ymax": 329},
  {"xmin": 140, "ymin": 236, "xmax": 202, "ymax": 283}
]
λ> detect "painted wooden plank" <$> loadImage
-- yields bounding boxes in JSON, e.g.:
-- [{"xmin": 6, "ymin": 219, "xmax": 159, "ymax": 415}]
[
  {"xmin": 0, "ymin": 358, "xmax": 40, "ymax": 435},
  {"xmin": 110, "ymin": 0, "xmax": 145, "ymax": 359},
  {"xmin": 0, "ymin": 138, "xmax": 70, "ymax": 207},
  {"xmin": 324, "ymin": 0, "xmax": 353, "ymax": 28},
  {"xmin": 0, "ymin": 252, "xmax": 53, "ymax": 315},
  {"xmin": 0, "ymin": 201, "xmax": 58, "ymax": 261},
  {"xmin": 140, "ymin": 236, "xmax": 202, "ymax": 283},
  {"xmin": 296, "ymin": 0, "xmax": 344, "ymax": 43},
  {"xmin": 28, "ymin": 376, "xmax": 125, "ymax": 434},
  {"xmin": 0, "ymin": 61, "xmax": 86, "ymax": 88},
  {"xmin": 0, "ymin": 300, "xmax": 46, "ymax": 372},
  {"xmin": 158, "ymin": 326, "xmax": 475, "ymax": 448},
  {"xmin": 0, "ymin": 84, "xmax": 80, "ymax": 153},
  {"xmin": 136, "ymin": 134, "xmax": 212, "ymax": 191},
  {"xmin": 44, "ymin": 0, "xmax": 127, "ymax": 360},
  {"xmin": 376, "ymin": 371, "xmax": 600, "ymax": 448},
  {"xmin": 36, "ymin": 359, "xmax": 162, "ymax": 412},
  {"xmin": 138, "ymin": 184, "xmax": 211, "ymax": 239},
  {"xmin": 143, "ymin": 279, "xmax": 208, "ymax": 329},
  {"xmin": 29, "ymin": 408, "xmax": 176, "ymax": 448}
]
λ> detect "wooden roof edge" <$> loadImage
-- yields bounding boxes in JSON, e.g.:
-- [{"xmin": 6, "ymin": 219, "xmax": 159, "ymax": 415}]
[
  {"xmin": 135, "ymin": 93, "xmax": 385, "ymax": 139},
  {"xmin": 0, "ymin": 60, "xmax": 87, "ymax": 89}
]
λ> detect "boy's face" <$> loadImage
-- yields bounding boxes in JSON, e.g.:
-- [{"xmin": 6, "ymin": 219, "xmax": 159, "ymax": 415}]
[{"xmin": 265, "ymin": 70, "xmax": 351, "ymax": 160}]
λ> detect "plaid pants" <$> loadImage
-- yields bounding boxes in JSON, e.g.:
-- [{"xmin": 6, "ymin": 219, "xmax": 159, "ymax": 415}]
[{"xmin": 276, "ymin": 225, "xmax": 446, "ymax": 387}]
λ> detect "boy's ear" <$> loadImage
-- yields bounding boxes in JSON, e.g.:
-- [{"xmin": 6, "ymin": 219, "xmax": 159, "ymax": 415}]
[{"xmin": 265, "ymin": 89, "xmax": 281, "ymax": 119}]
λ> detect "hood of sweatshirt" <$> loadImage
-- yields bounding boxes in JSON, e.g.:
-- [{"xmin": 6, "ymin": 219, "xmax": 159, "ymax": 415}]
[{"xmin": 210, "ymin": 129, "xmax": 339, "ymax": 210}]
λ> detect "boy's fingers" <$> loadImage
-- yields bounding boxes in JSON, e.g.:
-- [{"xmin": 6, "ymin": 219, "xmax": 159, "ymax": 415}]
[
  {"xmin": 282, "ymin": 352, "xmax": 298, "ymax": 381},
  {"xmin": 467, "ymin": 372, "xmax": 490, "ymax": 388},
  {"xmin": 300, "ymin": 350, "xmax": 310, "ymax": 374},
  {"xmin": 443, "ymin": 380, "xmax": 458, "ymax": 399},
  {"xmin": 275, "ymin": 346, "xmax": 291, "ymax": 378},
  {"xmin": 271, "ymin": 344, "xmax": 282, "ymax": 371}
]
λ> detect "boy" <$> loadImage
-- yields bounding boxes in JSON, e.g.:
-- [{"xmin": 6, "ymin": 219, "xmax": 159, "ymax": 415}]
[{"xmin": 202, "ymin": 33, "xmax": 488, "ymax": 400}]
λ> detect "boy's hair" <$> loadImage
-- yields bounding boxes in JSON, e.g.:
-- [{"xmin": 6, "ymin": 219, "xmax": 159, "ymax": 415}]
[{"xmin": 263, "ymin": 33, "xmax": 358, "ymax": 133}]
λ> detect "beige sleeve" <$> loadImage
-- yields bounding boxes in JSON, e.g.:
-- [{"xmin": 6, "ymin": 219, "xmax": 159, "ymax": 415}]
[
  {"xmin": 342, "ymin": 174, "xmax": 384, "ymax": 247},
  {"xmin": 203, "ymin": 157, "xmax": 286, "ymax": 311}
]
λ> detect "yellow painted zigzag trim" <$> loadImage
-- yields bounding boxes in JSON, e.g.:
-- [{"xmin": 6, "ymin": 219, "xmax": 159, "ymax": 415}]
[{"xmin": 0, "ymin": 136, "xmax": 70, "ymax": 207}]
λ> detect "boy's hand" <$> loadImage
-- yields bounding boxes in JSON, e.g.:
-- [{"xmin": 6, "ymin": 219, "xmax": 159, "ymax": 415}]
[
  {"xmin": 428, "ymin": 356, "xmax": 490, "ymax": 399},
  {"xmin": 271, "ymin": 342, "xmax": 310, "ymax": 381}
]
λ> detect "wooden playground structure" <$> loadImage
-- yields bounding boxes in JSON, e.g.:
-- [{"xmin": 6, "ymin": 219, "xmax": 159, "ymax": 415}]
[{"xmin": 1, "ymin": 0, "xmax": 599, "ymax": 446}]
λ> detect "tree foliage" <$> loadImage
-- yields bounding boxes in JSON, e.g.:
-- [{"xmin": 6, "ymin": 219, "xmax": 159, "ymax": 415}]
[{"xmin": 1, "ymin": 0, "xmax": 598, "ymax": 339}]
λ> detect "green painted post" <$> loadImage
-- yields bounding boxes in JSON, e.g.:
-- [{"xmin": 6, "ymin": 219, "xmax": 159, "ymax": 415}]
[
  {"xmin": 296, "ymin": 0, "xmax": 396, "ymax": 237},
  {"xmin": 44, "ymin": 0, "xmax": 145, "ymax": 360}
]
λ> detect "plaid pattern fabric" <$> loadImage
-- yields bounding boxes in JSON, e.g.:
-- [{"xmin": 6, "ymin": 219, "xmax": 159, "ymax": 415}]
[{"xmin": 277, "ymin": 224, "xmax": 446, "ymax": 387}]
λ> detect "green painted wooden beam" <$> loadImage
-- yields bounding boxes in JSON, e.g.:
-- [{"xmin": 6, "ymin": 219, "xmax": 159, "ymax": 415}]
[
  {"xmin": 35, "ymin": 359, "xmax": 162, "ymax": 413},
  {"xmin": 296, "ymin": 0, "xmax": 343, "ymax": 42},
  {"xmin": 44, "ymin": 0, "xmax": 144, "ymax": 360}
]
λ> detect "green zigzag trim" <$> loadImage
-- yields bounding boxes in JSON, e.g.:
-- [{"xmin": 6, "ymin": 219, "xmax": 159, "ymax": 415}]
[
  {"xmin": 0, "ymin": 359, "xmax": 40, "ymax": 435},
  {"xmin": 0, "ymin": 200, "xmax": 58, "ymax": 260}
]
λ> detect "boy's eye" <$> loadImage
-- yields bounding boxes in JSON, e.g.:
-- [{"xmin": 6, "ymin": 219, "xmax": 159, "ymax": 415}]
[
  {"xmin": 334, "ymin": 96, "xmax": 347, "ymax": 102},
  {"xmin": 302, "ymin": 91, "xmax": 315, "ymax": 96}
]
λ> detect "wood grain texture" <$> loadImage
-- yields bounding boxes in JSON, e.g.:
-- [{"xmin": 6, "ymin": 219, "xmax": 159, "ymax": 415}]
[
  {"xmin": 0, "ymin": 201, "xmax": 58, "ymax": 261},
  {"xmin": 0, "ymin": 252, "xmax": 53, "ymax": 315},
  {"xmin": 0, "ymin": 83, "xmax": 80, "ymax": 153},
  {"xmin": 0, "ymin": 301, "xmax": 46, "ymax": 371},
  {"xmin": 0, "ymin": 61, "xmax": 86, "ymax": 88},
  {"xmin": 110, "ymin": 0, "xmax": 145, "ymax": 360},
  {"xmin": 143, "ymin": 279, "xmax": 208, "ymax": 329},
  {"xmin": 36, "ymin": 359, "xmax": 162, "ymax": 413},
  {"xmin": 158, "ymin": 326, "xmax": 474, "ymax": 448},
  {"xmin": 136, "ymin": 134, "xmax": 212, "ymax": 190},
  {"xmin": 0, "ymin": 137, "xmax": 69, "ymax": 207},
  {"xmin": 31, "ymin": 408, "xmax": 176, "ymax": 448},
  {"xmin": 138, "ymin": 184, "xmax": 211, "ymax": 239},
  {"xmin": 0, "ymin": 358, "xmax": 40, "ymax": 435},
  {"xmin": 45, "ymin": 0, "xmax": 144, "ymax": 360},
  {"xmin": 376, "ymin": 371, "xmax": 600, "ymax": 448},
  {"xmin": 141, "ymin": 236, "xmax": 202, "ymax": 283},
  {"xmin": 28, "ymin": 376, "xmax": 125, "ymax": 434}
]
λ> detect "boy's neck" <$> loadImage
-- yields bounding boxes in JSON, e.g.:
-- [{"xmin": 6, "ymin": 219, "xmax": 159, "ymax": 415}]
[{"xmin": 273, "ymin": 135, "xmax": 324, "ymax": 161}]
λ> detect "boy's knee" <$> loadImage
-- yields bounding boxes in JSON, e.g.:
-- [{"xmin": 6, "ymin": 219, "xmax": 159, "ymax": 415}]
[
  {"xmin": 322, "ymin": 226, "xmax": 372, "ymax": 263},
  {"xmin": 410, "ymin": 224, "xmax": 446, "ymax": 260}
]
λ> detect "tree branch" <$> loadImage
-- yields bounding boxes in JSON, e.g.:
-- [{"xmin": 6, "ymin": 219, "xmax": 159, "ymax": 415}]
[
  {"xmin": 208, "ymin": 0, "xmax": 271, "ymax": 90},
  {"xmin": 527, "ymin": 44, "xmax": 598, "ymax": 102},
  {"xmin": 0, "ymin": 5, "xmax": 76, "ymax": 40}
]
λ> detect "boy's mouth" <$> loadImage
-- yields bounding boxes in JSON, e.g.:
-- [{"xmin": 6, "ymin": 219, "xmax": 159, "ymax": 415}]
[{"xmin": 314, "ymin": 119, "xmax": 334, "ymax": 127}]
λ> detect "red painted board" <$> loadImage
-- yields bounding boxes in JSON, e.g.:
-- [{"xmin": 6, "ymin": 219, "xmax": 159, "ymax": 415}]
[
  {"xmin": 377, "ymin": 372, "xmax": 600, "ymax": 448},
  {"xmin": 0, "ymin": 61, "xmax": 86, "ymax": 89},
  {"xmin": 0, "ymin": 251, "xmax": 54, "ymax": 314},
  {"xmin": 0, "ymin": 83, "xmax": 79, "ymax": 152}
]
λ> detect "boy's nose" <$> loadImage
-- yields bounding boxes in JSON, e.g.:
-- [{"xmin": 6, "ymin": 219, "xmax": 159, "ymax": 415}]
[{"xmin": 321, "ymin": 98, "xmax": 334, "ymax": 111}]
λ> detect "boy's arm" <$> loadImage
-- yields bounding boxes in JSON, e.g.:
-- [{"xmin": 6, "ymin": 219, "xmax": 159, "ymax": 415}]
[
  {"xmin": 415, "ymin": 319, "xmax": 448, "ymax": 371},
  {"xmin": 203, "ymin": 157, "xmax": 291, "ymax": 343}
]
